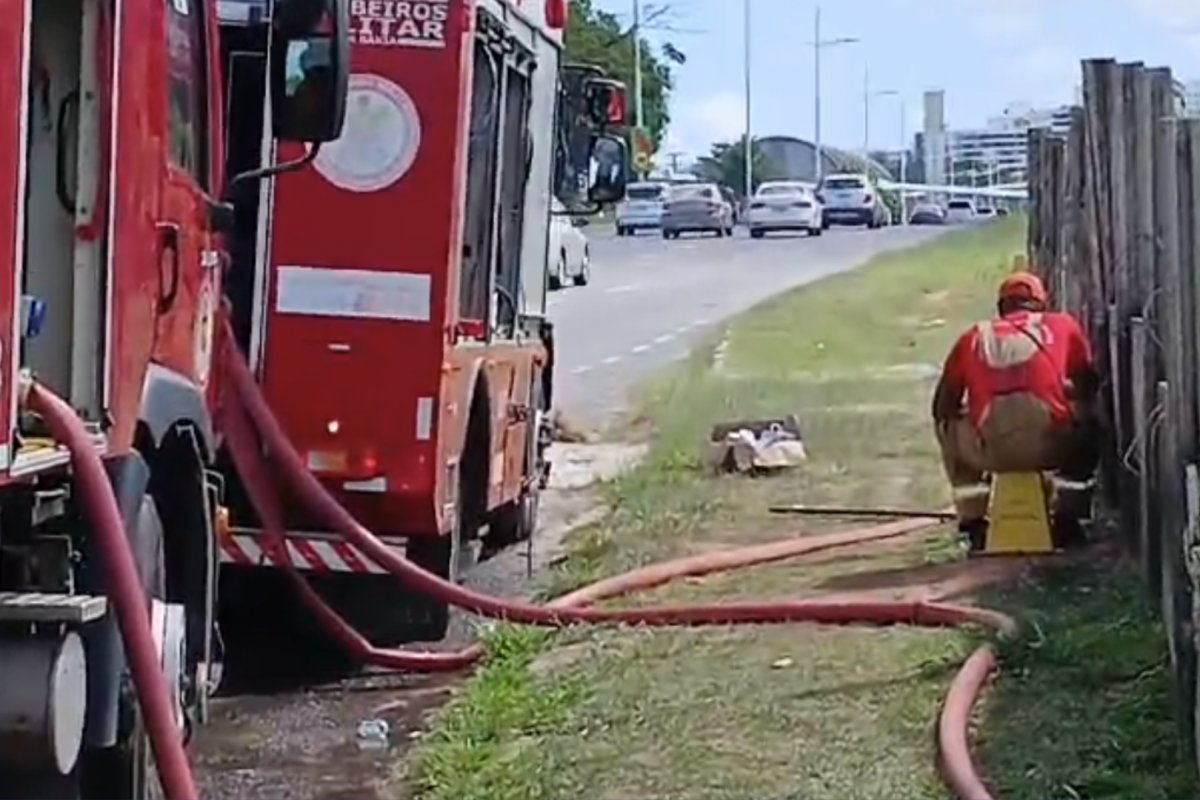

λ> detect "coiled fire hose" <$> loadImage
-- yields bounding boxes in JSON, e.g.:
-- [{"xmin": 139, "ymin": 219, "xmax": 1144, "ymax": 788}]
[{"xmin": 215, "ymin": 319, "xmax": 1014, "ymax": 800}]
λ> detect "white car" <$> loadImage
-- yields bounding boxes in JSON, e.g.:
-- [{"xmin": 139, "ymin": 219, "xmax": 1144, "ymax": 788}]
[
  {"xmin": 817, "ymin": 173, "xmax": 888, "ymax": 228},
  {"xmin": 548, "ymin": 197, "xmax": 591, "ymax": 289},
  {"xmin": 747, "ymin": 181, "xmax": 823, "ymax": 238},
  {"xmin": 946, "ymin": 199, "xmax": 976, "ymax": 224},
  {"xmin": 615, "ymin": 182, "xmax": 668, "ymax": 235}
]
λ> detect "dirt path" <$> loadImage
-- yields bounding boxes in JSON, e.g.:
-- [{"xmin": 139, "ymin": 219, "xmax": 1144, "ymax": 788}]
[{"xmin": 192, "ymin": 442, "xmax": 645, "ymax": 799}]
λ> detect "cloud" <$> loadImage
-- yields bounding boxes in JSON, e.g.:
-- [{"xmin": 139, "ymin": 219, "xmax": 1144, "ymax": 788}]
[{"xmin": 663, "ymin": 91, "xmax": 746, "ymax": 157}]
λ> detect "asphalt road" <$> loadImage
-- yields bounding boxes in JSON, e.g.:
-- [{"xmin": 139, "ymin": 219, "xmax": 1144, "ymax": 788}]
[{"xmin": 548, "ymin": 225, "xmax": 946, "ymax": 431}]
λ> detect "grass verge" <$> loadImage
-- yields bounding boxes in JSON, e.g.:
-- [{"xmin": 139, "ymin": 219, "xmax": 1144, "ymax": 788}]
[{"xmin": 403, "ymin": 217, "xmax": 1195, "ymax": 800}]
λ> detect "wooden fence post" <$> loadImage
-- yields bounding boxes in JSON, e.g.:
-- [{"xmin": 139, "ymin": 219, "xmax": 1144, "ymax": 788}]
[
  {"xmin": 1130, "ymin": 65, "xmax": 1155, "ymax": 317},
  {"xmin": 1158, "ymin": 379, "xmax": 1198, "ymax": 751},
  {"xmin": 1182, "ymin": 119, "xmax": 1200, "ymax": 453},
  {"xmin": 1063, "ymin": 106, "xmax": 1085, "ymax": 317},
  {"xmin": 1131, "ymin": 317, "xmax": 1159, "ymax": 596}
]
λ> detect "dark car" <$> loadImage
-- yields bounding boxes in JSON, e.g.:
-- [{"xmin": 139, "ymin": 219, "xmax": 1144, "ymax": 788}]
[
  {"xmin": 661, "ymin": 183, "xmax": 736, "ymax": 239},
  {"xmin": 909, "ymin": 203, "xmax": 946, "ymax": 225}
]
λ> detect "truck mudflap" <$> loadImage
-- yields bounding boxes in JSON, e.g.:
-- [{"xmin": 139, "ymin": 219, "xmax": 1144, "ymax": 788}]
[{"xmin": 218, "ymin": 527, "xmax": 406, "ymax": 573}]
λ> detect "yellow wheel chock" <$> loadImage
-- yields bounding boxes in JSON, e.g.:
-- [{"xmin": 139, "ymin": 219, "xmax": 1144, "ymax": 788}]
[{"xmin": 983, "ymin": 471, "xmax": 1056, "ymax": 555}]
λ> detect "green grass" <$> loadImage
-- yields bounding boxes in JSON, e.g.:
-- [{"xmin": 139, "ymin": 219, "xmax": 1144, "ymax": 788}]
[
  {"xmin": 976, "ymin": 558, "xmax": 1196, "ymax": 799},
  {"xmin": 402, "ymin": 217, "xmax": 1195, "ymax": 800}
]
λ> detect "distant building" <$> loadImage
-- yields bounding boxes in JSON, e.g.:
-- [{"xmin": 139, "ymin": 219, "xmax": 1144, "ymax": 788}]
[
  {"xmin": 922, "ymin": 90, "xmax": 947, "ymax": 186},
  {"xmin": 947, "ymin": 103, "xmax": 1075, "ymax": 185},
  {"xmin": 1184, "ymin": 80, "xmax": 1200, "ymax": 118}
]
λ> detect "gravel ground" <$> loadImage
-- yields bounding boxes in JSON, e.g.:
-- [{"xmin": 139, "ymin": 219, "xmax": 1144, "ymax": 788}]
[{"xmin": 192, "ymin": 443, "xmax": 645, "ymax": 799}]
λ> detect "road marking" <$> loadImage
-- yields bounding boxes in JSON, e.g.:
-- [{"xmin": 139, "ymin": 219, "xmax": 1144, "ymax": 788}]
[
  {"xmin": 602, "ymin": 355, "xmax": 623, "ymax": 365},
  {"xmin": 571, "ymin": 365, "xmax": 592, "ymax": 375},
  {"xmin": 603, "ymin": 284, "xmax": 637, "ymax": 295},
  {"xmin": 631, "ymin": 344, "xmax": 650, "ymax": 354},
  {"xmin": 654, "ymin": 334, "xmax": 675, "ymax": 344}
]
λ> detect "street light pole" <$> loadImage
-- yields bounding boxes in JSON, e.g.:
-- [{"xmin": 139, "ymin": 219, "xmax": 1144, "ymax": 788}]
[
  {"xmin": 811, "ymin": 7, "xmax": 858, "ymax": 184},
  {"xmin": 743, "ymin": 0, "xmax": 752, "ymax": 200},
  {"xmin": 814, "ymin": 6, "xmax": 821, "ymax": 182},
  {"xmin": 631, "ymin": 0, "xmax": 646, "ymax": 178},
  {"xmin": 899, "ymin": 101, "xmax": 907, "ymax": 224},
  {"xmin": 863, "ymin": 63, "xmax": 870, "ymax": 155},
  {"xmin": 632, "ymin": 0, "xmax": 644, "ymax": 132}
]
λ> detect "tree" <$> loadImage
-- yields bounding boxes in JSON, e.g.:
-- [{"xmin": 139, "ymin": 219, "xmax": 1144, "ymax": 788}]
[
  {"xmin": 564, "ymin": 0, "xmax": 679, "ymax": 150},
  {"xmin": 691, "ymin": 136, "xmax": 782, "ymax": 198}
]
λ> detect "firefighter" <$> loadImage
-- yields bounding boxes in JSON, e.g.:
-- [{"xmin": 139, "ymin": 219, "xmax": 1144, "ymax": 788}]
[{"xmin": 930, "ymin": 270, "xmax": 1102, "ymax": 550}]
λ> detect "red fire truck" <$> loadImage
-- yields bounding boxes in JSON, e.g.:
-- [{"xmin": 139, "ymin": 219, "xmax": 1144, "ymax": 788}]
[
  {"xmin": 0, "ymin": 0, "xmax": 349, "ymax": 794},
  {"xmin": 214, "ymin": 0, "xmax": 629, "ymax": 649}
]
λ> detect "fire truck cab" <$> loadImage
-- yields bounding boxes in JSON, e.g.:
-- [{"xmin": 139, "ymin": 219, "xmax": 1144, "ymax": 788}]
[
  {"xmin": 0, "ymin": 0, "xmax": 349, "ymax": 794},
  {"xmin": 216, "ymin": 0, "xmax": 628, "ymax": 650}
]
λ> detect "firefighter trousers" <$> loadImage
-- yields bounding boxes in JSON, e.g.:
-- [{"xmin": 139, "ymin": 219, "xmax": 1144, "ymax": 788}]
[{"xmin": 935, "ymin": 393, "xmax": 1101, "ymax": 523}]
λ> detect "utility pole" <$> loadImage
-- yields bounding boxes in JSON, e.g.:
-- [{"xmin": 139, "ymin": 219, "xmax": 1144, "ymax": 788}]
[{"xmin": 743, "ymin": 0, "xmax": 752, "ymax": 199}]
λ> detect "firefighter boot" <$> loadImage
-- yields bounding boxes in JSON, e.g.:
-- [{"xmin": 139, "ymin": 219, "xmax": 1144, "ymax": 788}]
[{"xmin": 1050, "ymin": 476, "xmax": 1093, "ymax": 549}]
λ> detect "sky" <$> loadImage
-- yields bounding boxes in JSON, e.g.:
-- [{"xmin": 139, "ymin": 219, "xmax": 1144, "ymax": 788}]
[{"xmin": 594, "ymin": 0, "xmax": 1200, "ymax": 160}]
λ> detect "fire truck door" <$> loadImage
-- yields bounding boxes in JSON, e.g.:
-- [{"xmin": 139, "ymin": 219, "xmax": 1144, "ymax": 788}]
[
  {"xmin": 156, "ymin": 0, "xmax": 219, "ymax": 385},
  {"xmin": 0, "ymin": 0, "xmax": 25, "ymax": 464}
]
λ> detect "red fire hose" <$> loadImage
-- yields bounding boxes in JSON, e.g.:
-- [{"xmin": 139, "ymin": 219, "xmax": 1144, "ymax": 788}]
[
  {"xmin": 29, "ymin": 329, "xmax": 1010, "ymax": 800},
  {"xmin": 28, "ymin": 384, "xmax": 198, "ymax": 800},
  {"xmin": 214, "ymin": 323, "xmax": 1011, "ymax": 800}
]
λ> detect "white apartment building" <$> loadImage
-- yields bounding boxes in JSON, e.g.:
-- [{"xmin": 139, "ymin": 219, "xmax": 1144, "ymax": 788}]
[{"xmin": 946, "ymin": 103, "xmax": 1074, "ymax": 184}]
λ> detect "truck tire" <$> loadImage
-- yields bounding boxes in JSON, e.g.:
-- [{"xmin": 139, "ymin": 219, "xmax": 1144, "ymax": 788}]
[{"xmin": 82, "ymin": 495, "xmax": 166, "ymax": 800}]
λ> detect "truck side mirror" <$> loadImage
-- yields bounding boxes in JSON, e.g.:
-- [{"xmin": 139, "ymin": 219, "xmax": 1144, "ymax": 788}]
[
  {"xmin": 588, "ymin": 135, "xmax": 628, "ymax": 204},
  {"xmin": 584, "ymin": 78, "xmax": 627, "ymax": 129},
  {"xmin": 270, "ymin": 0, "xmax": 349, "ymax": 143}
]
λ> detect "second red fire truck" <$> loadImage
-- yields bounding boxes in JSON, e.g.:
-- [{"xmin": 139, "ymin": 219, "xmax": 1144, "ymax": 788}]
[{"xmin": 214, "ymin": 0, "xmax": 629, "ymax": 651}]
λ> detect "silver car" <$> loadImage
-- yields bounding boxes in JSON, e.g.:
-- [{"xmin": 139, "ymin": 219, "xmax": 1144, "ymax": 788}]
[
  {"xmin": 818, "ymin": 173, "xmax": 888, "ymax": 229},
  {"xmin": 661, "ymin": 183, "xmax": 735, "ymax": 239},
  {"xmin": 945, "ymin": 199, "xmax": 976, "ymax": 224}
]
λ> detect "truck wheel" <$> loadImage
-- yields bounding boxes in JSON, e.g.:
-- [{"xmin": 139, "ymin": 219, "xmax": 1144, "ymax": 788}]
[
  {"xmin": 750, "ymin": 229, "xmax": 764, "ymax": 239},
  {"xmin": 549, "ymin": 256, "xmax": 564, "ymax": 290},
  {"xmin": 573, "ymin": 248, "xmax": 591, "ymax": 286},
  {"xmin": 82, "ymin": 496, "xmax": 167, "ymax": 800}
]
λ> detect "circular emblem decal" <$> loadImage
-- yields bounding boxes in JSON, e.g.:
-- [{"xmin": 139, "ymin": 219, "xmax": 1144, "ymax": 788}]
[{"xmin": 313, "ymin": 73, "xmax": 421, "ymax": 193}]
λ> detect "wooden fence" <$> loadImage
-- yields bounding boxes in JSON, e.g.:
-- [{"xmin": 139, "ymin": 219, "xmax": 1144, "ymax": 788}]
[{"xmin": 1026, "ymin": 57, "xmax": 1200, "ymax": 764}]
